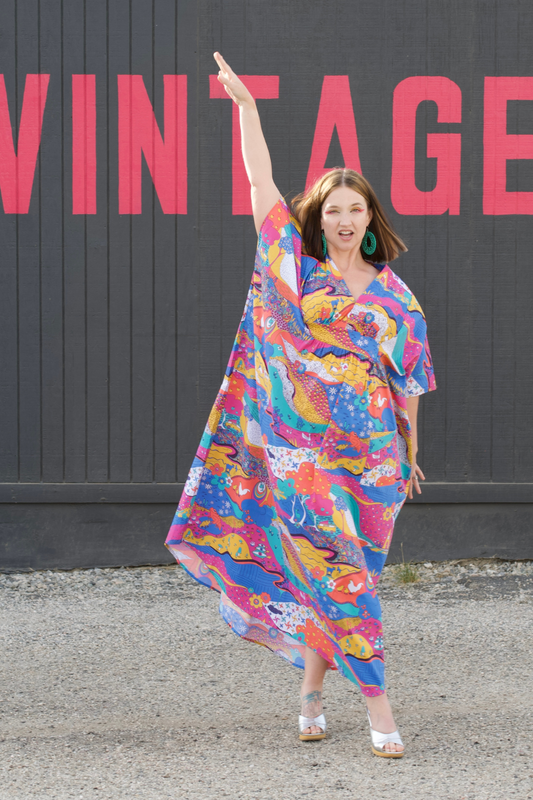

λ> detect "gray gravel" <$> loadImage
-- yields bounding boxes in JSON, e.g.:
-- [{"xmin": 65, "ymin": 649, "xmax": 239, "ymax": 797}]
[{"xmin": 0, "ymin": 559, "xmax": 532, "ymax": 800}]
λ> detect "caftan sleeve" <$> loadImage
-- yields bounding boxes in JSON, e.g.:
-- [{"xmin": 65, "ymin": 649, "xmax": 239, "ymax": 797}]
[
  {"xmin": 383, "ymin": 297, "xmax": 437, "ymax": 398},
  {"xmin": 257, "ymin": 196, "xmax": 303, "ymax": 300},
  {"xmin": 255, "ymin": 196, "xmax": 314, "ymax": 344},
  {"xmin": 402, "ymin": 319, "xmax": 436, "ymax": 397}
]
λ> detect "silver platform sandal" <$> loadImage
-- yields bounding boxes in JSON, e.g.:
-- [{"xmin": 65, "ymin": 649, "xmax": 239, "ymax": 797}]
[
  {"xmin": 366, "ymin": 709, "xmax": 404, "ymax": 758},
  {"xmin": 298, "ymin": 713, "xmax": 327, "ymax": 741}
]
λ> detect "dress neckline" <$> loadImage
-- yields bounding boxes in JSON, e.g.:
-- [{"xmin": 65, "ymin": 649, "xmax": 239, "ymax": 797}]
[{"xmin": 327, "ymin": 258, "xmax": 388, "ymax": 305}]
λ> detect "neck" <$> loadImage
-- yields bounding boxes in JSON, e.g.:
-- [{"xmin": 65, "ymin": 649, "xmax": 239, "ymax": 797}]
[{"xmin": 328, "ymin": 245, "xmax": 371, "ymax": 274}]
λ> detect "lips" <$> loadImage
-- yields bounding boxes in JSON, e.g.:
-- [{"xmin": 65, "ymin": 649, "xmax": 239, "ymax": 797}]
[{"xmin": 338, "ymin": 231, "xmax": 354, "ymax": 240}]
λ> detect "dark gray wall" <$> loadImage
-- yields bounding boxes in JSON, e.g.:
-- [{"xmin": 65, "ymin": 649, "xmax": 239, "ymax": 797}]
[{"xmin": 0, "ymin": 0, "xmax": 532, "ymax": 570}]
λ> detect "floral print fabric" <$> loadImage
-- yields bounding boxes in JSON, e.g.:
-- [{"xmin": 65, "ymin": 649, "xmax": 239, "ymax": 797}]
[{"xmin": 166, "ymin": 198, "xmax": 436, "ymax": 696}]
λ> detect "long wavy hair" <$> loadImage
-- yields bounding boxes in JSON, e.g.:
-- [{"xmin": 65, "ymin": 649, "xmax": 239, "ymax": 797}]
[{"xmin": 291, "ymin": 168, "xmax": 407, "ymax": 264}]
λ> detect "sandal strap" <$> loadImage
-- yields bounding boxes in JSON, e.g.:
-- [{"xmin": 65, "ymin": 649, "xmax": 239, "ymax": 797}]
[
  {"xmin": 366, "ymin": 709, "xmax": 403, "ymax": 747},
  {"xmin": 370, "ymin": 728, "xmax": 403, "ymax": 747},
  {"xmin": 299, "ymin": 713, "xmax": 326, "ymax": 733}
]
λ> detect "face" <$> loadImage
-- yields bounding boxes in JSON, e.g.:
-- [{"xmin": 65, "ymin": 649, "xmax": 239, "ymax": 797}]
[{"xmin": 320, "ymin": 186, "xmax": 373, "ymax": 256}]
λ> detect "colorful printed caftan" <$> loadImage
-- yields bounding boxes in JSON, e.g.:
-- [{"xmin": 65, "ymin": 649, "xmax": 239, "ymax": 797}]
[{"xmin": 166, "ymin": 197, "xmax": 436, "ymax": 696}]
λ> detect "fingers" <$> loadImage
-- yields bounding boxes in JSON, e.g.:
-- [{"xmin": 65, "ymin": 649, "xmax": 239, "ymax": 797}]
[
  {"xmin": 411, "ymin": 471, "xmax": 422, "ymax": 494},
  {"xmin": 408, "ymin": 463, "xmax": 425, "ymax": 499},
  {"xmin": 213, "ymin": 51, "xmax": 232, "ymax": 76}
]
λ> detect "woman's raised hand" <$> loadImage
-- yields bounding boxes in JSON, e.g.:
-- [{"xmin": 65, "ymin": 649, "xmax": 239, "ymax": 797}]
[
  {"xmin": 214, "ymin": 52, "xmax": 254, "ymax": 107},
  {"xmin": 213, "ymin": 51, "xmax": 279, "ymax": 233}
]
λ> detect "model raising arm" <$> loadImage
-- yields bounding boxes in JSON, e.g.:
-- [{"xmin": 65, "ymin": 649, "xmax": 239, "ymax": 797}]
[{"xmin": 214, "ymin": 52, "xmax": 280, "ymax": 233}]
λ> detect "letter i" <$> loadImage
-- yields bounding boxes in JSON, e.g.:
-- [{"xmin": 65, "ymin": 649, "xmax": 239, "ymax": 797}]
[{"xmin": 72, "ymin": 75, "xmax": 97, "ymax": 214}]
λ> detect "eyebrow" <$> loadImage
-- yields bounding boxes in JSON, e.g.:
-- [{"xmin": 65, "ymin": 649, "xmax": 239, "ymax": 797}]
[{"xmin": 325, "ymin": 203, "xmax": 364, "ymax": 209}]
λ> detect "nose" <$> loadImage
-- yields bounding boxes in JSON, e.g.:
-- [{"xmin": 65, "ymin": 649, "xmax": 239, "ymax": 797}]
[{"xmin": 338, "ymin": 214, "xmax": 352, "ymax": 227}]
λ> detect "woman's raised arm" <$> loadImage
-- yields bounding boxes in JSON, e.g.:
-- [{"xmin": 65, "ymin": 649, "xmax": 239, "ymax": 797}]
[{"xmin": 214, "ymin": 52, "xmax": 280, "ymax": 233}]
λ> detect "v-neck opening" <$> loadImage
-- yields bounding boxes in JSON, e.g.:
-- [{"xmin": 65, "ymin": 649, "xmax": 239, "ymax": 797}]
[{"xmin": 327, "ymin": 258, "xmax": 387, "ymax": 305}]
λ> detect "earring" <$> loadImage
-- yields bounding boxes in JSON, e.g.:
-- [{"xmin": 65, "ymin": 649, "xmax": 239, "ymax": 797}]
[
  {"xmin": 361, "ymin": 228, "xmax": 377, "ymax": 256},
  {"xmin": 321, "ymin": 231, "xmax": 328, "ymax": 258}
]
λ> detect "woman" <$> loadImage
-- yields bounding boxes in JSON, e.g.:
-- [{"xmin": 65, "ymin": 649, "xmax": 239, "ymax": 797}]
[{"xmin": 166, "ymin": 52, "xmax": 436, "ymax": 758}]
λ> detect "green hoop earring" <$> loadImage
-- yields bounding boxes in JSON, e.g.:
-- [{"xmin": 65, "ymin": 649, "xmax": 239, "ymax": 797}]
[
  {"xmin": 361, "ymin": 228, "xmax": 377, "ymax": 256},
  {"xmin": 321, "ymin": 231, "xmax": 328, "ymax": 258}
]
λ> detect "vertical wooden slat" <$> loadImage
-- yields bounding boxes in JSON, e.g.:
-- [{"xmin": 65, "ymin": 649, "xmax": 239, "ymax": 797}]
[
  {"xmin": 197, "ymin": 0, "xmax": 226, "ymax": 432},
  {"xmin": 515, "ymin": 0, "xmax": 533, "ymax": 481},
  {"xmin": 108, "ymin": 0, "xmax": 133, "ymax": 482},
  {"xmin": 16, "ymin": 0, "xmax": 42, "ymax": 481},
  {"xmin": 129, "ymin": 0, "xmax": 154, "ymax": 482},
  {"xmin": 466, "ymin": 0, "xmax": 497, "ymax": 482},
  {"xmin": 152, "ymin": 0, "xmax": 176, "ymax": 483},
  {"xmin": 0, "ymin": 0, "xmax": 19, "ymax": 481},
  {"xmin": 63, "ymin": 0, "xmax": 88, "ymax": 482},
  {"xmin": 39, "ymin": 0, "xmax": 64, "ymax": 482},
  {"xmin": 219, "ymin": 0, "xmax": 249, "ymax": 390},
  {"xmin": 85, "ymin": 0, "xmax": 109, "ymax": 481},
  {"xmin": 175, "ymin": 0, "xmax": 200, "ymax": 482},
  {"xmin": 491, "ymin": 3, "xmax": 520, "ymax": 483}
]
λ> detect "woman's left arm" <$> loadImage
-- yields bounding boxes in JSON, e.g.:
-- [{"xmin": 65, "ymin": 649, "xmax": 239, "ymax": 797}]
[{"xmin": 406, "ymin": 395, "xmax": 425, "ymax": 499}]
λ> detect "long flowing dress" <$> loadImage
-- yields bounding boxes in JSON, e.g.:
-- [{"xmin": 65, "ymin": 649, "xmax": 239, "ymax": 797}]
[{"xmin": 166, "ymin": 197, "xmax": 436, "ymax": 697}]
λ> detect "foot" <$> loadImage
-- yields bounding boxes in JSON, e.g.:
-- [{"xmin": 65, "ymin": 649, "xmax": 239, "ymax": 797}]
[
  {"xmin": 366, "ymin": 693, "xmax": 404, "ymax": 754},
  {"xmin": 300, "ymin": 689, "xmax": 324, "ymax": 735}
]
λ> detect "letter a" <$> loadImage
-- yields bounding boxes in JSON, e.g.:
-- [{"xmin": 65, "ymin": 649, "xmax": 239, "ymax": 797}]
[{"xmin": 305, "ymin": 76, "xmax": 362, "ymax": 190}]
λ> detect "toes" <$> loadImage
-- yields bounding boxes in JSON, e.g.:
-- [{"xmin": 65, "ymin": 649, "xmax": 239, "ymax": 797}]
[
  {"xmin": 383, "ymin": 743, "xmax": 401, "ymax": 753},
  {"xmin": 384, "ymin": 743, "xmax": 404, "ymax": 753}
]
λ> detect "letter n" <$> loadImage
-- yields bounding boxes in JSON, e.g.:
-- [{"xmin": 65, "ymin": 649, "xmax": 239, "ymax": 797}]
[{"xmin": 118, "ymin": 75, "xmax": 187, "ymax": 214}]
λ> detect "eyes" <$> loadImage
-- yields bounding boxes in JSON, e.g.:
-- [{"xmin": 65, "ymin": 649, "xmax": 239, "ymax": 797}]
[{"xmin": 326, "ymin": 208, "xmax": 363, "ymax": 214}]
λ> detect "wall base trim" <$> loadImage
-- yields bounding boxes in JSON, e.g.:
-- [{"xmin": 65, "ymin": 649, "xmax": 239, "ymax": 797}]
[{"xmin": 0, "ymin": 502, "xmax": 532, "ymax": 571}]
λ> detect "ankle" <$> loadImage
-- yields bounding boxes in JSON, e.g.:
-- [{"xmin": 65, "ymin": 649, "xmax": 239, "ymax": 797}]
[
  {"xmin": 300, "ymin": 688, "xmax": 323, "ymax": 717},
  {"xmin": 300, "ymin": 685, "xmax": 323, "ymax": 700}
]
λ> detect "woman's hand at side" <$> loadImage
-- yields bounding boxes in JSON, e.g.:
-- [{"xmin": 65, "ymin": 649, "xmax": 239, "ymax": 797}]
[
  {"xmin": 214, "ymin": 52, "xmax": 280, "ymax": 234},
  {"xmin": 405, "ymin": 395, "xmax": 424, "ymax": 499},
  {"xmin": 408, "ymin": 461, "xmax": 425, "ymax": 500}
]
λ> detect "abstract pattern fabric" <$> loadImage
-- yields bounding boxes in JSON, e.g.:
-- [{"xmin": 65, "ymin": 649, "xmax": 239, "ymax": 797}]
[{"xmin": 166, "ymin": 198, "xmax": 436, "ymax": 696}]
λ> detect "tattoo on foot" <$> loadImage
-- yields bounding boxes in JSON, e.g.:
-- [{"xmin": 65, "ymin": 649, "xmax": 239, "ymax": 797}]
[{"xmin": 301, "ymin": 690, "xmax": 322, "ymax": 717}]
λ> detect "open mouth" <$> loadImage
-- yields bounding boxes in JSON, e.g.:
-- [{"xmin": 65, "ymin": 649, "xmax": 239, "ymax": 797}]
[{"xmin": 338, "ymin": 230, "xmax": 354, "ymax": 241}]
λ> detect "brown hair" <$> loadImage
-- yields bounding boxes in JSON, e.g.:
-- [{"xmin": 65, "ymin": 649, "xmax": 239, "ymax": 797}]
[{"xmin": 291, "ymin": 168, "xmax": 407, "ymax": 264}]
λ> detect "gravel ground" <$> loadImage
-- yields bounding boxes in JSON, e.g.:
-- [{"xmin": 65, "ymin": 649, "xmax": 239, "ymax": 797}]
[{"xmin": 0, "ymin": 559, "xmax": 532, "ymax": 800}]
